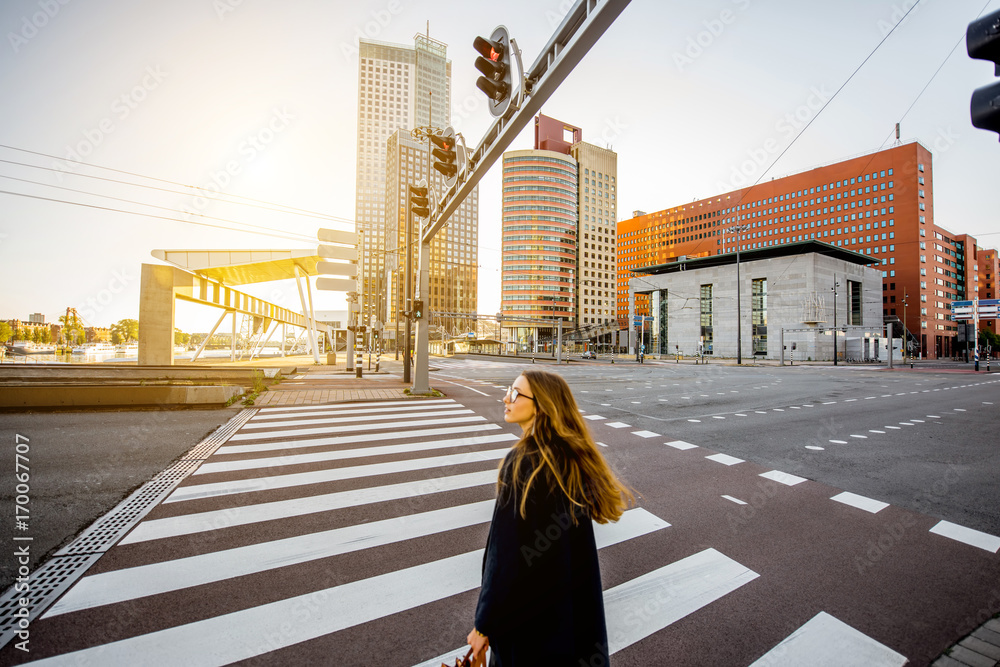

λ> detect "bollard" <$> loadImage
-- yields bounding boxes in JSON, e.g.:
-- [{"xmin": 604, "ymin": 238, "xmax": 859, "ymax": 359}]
[{"xmin": 355, "ymin": 347, "xmax": 363, "ymax": 378}]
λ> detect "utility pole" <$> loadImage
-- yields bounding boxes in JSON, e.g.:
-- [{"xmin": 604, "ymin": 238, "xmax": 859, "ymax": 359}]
[
  {"xmin": 726, "ymin": 223, "xmax": 750, "ymax": 364},
  {"xmin": 832, "ymin": 276, "xmax": 839, "ymax": 366}
]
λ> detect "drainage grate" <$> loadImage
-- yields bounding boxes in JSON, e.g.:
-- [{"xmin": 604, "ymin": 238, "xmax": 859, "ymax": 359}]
[
  {"xmin": 0, "ymin": 552, "xmax": 102, "ymax": 649},
  {"xmin": 0, "ymin": 408, "xmax": 256, "ymax": 651},
  {"xmin": 182, "ymin": 408, "xmax": 256, "ymax": 460}
]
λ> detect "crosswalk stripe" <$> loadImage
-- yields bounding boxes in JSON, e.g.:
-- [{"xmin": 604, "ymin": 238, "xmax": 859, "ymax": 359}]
[
  {"xmin": 238, "ymin": 408, "xmax": 475, "ymax": 431},
  {"xmin": 119, "ymin": 470, "xmax": 499, "ymax": 544},
  {"xmin": 45, "ymin": 500, "xmax": 499, "ymax": 617},
  {"xmin": 165, "ymin": 448, "xmax": 511, "ymax": 503},
  {"xmin": 34, "ymin": 509, "xmax": 668, "ymax": 666},
  {"xmin": 418, "ymin": 546, "xmax": 755, "ymax": 667},
  {"xmin": 217, "ymin": 424, "xmax": 503, "ymax": 455},
  {"xmin": 195, "ymin": 433, "xmax": 519, "ymax": 475},
  {"xmin": 605, "ymin": 548, "xmax": 759, "ymax": 654},
  {"xmin": 255, "ymin": 398, "xmax": 456, "ymax": 413},
  {"xmin": 747, "ymin": 611, "xmax": 907, "ymax": 666},
  {"xmin": 249, "ymin": 401, "xmax": 458, "ymax": 421},
  {"xmin": 239, "ymin": 408, "xmax": 475, "ymax": 430},
  {"xmin": 228, "ymin": 415, "xmax": 487, "ymax": 441}
]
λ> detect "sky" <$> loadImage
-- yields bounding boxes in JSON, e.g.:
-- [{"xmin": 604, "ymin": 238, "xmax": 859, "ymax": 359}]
[{"xmin": 1, "ymin": 0, "xmax": 998, "ymax": 334}]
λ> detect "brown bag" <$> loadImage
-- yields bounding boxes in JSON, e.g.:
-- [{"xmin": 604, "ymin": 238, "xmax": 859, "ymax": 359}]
[{"xmin": 441, "ymin": 647, "xmax": 474, "ymax": 667}]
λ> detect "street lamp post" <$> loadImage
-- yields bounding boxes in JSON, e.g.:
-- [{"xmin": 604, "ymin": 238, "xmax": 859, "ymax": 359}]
[
  {"xmin": 832, "ymin": 277, "xmax": 839, "ymax": 366},
  {"xmin": 902, "ymin": 289, "xmax": 909, "ymax": 365},
  {"xmin": 726, "ymin": 223, "xmax": 750, "ymax": 364}
]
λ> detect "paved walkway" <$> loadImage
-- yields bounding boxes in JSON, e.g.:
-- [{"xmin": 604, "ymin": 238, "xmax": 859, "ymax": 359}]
[{"xmin": 252, "ymin": 356, "xmax": 416, "ymax": 406}]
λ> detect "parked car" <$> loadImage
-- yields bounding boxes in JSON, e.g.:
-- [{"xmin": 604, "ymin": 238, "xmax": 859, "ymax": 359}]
[{"xmin": 581, "ymin": 350, "xmax": 597, "ymax": 359}]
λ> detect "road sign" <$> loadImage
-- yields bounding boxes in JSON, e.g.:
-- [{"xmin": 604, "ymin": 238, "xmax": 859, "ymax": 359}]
[
  {"xmin": 316, "ymin": 277, "xmax": 357, "ymax": 292},
  {"xmin": 316, "ymin": 261, "xmax": 356, "ymax": 277},
  {"xmin": 318, "ymin": 244, "xmax": 356, "ymax": 261},
  {"xmin": 952, "ymin": 298, "xmax": 999, "ymax": 320},
  {"xmin": 318, "ymin": 229, "xmax": 358, "ymax": 245}
]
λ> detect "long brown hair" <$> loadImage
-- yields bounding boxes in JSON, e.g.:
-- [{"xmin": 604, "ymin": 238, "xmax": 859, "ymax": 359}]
[{"xmin": 502, "ymin": 370, "xmax": 634, "ymax": 524}]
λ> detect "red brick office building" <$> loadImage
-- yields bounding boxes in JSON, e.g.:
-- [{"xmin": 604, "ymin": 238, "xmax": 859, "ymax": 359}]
[{"xmin": 616, "ymin": 142, "xmax": 993, "ymax": 359}]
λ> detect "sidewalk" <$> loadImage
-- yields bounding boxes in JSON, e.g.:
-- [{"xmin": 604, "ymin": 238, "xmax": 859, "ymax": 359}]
[{"xmin": 252, "ymin": 355, "xmax": 422, "ymax": 406}]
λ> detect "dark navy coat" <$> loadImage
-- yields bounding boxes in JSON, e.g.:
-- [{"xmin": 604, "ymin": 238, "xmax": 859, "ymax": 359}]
[{"xmin": 474, "ymin": 447, "xmax": 610, "ymax": 666}]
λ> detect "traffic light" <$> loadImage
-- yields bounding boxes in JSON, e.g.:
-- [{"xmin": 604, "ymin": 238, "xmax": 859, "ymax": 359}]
[
  {"xmin": 409, "ymin": 179, "xmax": 429, "ymax": 218},
  {"xmin": 412, "ymin": 300, "xmax": 424, "ymax": 320},
  {"xmin": 474, "ymin": 26, "xmax": 513, "ymax": 117},
  {"xmin": 430, "ymin": 127, "xmax": 459, "ymax": 188},
  {"xmin": 967, "ymin": 9, "xmax": 1000, "ymax": 138}
]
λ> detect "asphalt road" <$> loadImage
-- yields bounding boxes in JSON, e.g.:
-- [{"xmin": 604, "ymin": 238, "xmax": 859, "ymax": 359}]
[
  {"xmin": 1, "ymin": 359, "xmax": 997, "ymax": 666},
  {"xmin": 0, "ymin": 407, "xmax": 241, "ymax": 590}
]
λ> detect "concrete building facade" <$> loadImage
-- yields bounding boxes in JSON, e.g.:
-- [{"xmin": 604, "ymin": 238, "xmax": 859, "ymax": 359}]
[{"xmin": 628, "ymin": 242, "xmax": 883, "ymax": 361}]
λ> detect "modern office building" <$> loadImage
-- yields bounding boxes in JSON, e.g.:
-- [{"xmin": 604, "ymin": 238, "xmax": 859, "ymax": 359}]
[
  {"xmin": 355, "ymin": 35, "xmax": 451, "ymax": 328},
  {"xmin": 617, "ymin": 141, "xmax": 993, "ymax": 359},
  {"xmin": 385, "ymin": 130, "xmax": 478, "ymax": 346},
  {"xmin": 500, "ymin": 114, "xmax": 617, "ymax": 351},
  {"xmin": 626, "ymin": 242, "xmax": 883, "ymax": 360}
]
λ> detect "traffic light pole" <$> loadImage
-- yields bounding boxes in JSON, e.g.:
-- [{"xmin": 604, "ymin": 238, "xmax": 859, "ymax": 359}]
[
  {"xmin": 403, "ymin": 195, "xmax": 412, "ymax": 384},
  {"xmin": 412, "ymin": 239, "xmax": 431, "ymax": 394},
  {"xmin": 410, "ymin": 0, "xmax": 633, "ymax": 394}
]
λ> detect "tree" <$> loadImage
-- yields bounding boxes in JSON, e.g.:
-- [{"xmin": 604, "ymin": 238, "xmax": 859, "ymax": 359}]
[
  {"xmin": 59, "ymin": 311, "xmax": 83, "ymax": 346},
  {"xmin": 111, "ymin": 318, "xmax": 138, "ymax": 343},
  {"xmin": 0, "ymin": 322, "xmax": 11, "ymax": 344},
  {"xmin": 32, "ymin": 327, "xmax": 42, "ymax": 343}
]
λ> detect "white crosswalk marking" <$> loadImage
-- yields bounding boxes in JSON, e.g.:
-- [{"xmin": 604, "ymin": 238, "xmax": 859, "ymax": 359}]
[{"xmin": 21, "ymin": 396, "xmax": 903, "ymax": 666}]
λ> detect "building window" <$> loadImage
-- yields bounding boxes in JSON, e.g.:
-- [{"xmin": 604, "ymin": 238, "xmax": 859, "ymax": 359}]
[
  {"xmin": 700, "ymin": 284, "xmax": 713, "ymax": 355},
  {"xmin": 752, "ymin": 278, "xmax": 767, "ymax": 355},
  {"xmin": 849, "ymin": 280, "xmax": 862, "ymax": 326}
]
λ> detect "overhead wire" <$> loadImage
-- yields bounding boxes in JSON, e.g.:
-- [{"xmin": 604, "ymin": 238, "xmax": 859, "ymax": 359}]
[
  {"xmin": 0, "ymin": 143, "xmax": 356, "ymax": 226},
  {"xmin": 0, "ymin": 173, "xmax": 317, "ymax": 243}
]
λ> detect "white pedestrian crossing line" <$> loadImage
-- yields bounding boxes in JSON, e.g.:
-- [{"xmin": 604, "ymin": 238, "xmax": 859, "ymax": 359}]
[
  {"xmin": 218, "ymin": 423, "xmax": 503, "ymax": 455},
  {"xmin": 255, "ymin": 399, "xmax": 456, "ymax": 414},
  {"xmin": 749, "ymin": 611, "xmax": 907, "ymax": 667},
  {"xmin": 240, "ymin": 408, "xmax": 477, "ymax": 429},
  {"xmin": 195, "ymin": 433, "xmax": 519, "ymax": 475},
  {"xmin": 40, "ymin": 509, "xmax": 669, "ymax": 667},
  {"xmin": 228, "ymin": 415, "xmax": 487, "ymax": 441},
  {"xmin": 120, "ymin": 469, "xmax": 499, "ymax": 544},
  {"xmin": 47, "ymin": 500, "xmax": 499, "ymax": 617},
  {"xmin": 605, "ymin": 548, "xmax": 758, "ymax": 654},
  {"xmin": 166, "ymin": 448, "xmax": 512, "ymax": 503},
  {"xmin": 248, "ymin": 402, "xmax": 461, "ymax": 422}
]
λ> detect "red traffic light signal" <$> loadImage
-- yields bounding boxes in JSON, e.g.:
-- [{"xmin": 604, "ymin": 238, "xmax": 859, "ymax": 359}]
[
  {"xmin": 473, "ymin": 26, "xmax": 513, "ymax": 118},
  {"xmin": 408, "ymin": 183, "xmax": 429, "ymax": 218}
]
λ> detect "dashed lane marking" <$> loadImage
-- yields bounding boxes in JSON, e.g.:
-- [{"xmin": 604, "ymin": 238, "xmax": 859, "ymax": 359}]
[
  {"xmin": 706, "ymin": 453, "xmax": 744, "ymax": 466},
  {"xmin": 632, "ymin": 431, "xmax": 660, "ymax": 438},
  {"xmin": 665, "ymin": 440, "xmax": 698, "ymax": 450},
  {"xmin": 929, "ymin": 521, "xmax": 1000, "ymax": 553},
  {"xmin": 831, "ymin": 492, "xmax": 889, "ymax": 514},
  {"xmin": 722, "ymin": 495, "xmax": 747, "ymax": 505},
  {"xmin": 760, "ymin": 470, "xmax": 807, "ymax": 486},
  {"xmin": 606, "ymin": 422, "xmax": 631, "ymax": 428}
]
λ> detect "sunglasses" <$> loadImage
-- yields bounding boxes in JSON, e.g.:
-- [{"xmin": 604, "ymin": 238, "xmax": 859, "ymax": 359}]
[{"xmin": 505, "ymin": 385, "xmax": 536, "ymax": 403}]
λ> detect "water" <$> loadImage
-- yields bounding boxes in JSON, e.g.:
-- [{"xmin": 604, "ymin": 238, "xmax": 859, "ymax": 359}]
[{"xmin": 1, "ymin": 348, "xmax": 291, "ymax": 365}]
